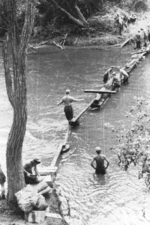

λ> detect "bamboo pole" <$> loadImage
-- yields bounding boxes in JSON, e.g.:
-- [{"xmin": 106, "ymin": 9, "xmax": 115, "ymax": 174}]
[
  {"xmin": 50, "ymin": 126, "xmax": 70, "ymax": 169},
  {"xmin": 84, "ymin": 89, "xmax": 116, "ymax": 94},
  {"xmin": 121, "ymin": 38, "xmax": 131, "ymax": 48},
  {"xmin": 69, "ymin": 99, "xmax": 94, "ymax": 126}
]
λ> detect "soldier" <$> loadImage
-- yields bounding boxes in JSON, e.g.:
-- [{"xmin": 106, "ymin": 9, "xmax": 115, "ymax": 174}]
[
  {"xmin": 135, "ymin": 31, "xmax": 141, "ymax": 49},
  {"xmin": 140, "ymin": 28, "xmax": 148, "ymax": 47},
  {"xmin": 91, "ymin": 147, "xmax": 109, "ymax": 175},
  {"xmin": 24, "ymin": 158, "xmax": 41, "ymax": 184},
  {"xmin": 103, "ymin": 67, "xmax": 113, "ymax": 83},
  {"xmin": 57, "ymin": 89, "xmax": 84, "ymax": 122}
]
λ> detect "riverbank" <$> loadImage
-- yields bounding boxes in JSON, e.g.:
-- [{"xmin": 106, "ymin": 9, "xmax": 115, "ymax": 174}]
[
  {"xmin": 0, "ymin": 191, "xmax": 68, "ymax": 225},
  {"xmin": 30, "ymin": 8, "xmax": 150, "ymax": 50}
]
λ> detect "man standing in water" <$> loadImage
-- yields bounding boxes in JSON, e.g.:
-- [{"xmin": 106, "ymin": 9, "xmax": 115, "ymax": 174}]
[
  {"xmin": 57, "ymin": 89, "xmax": 84, "ymax": 121},
  {"xmin": 91, "ymin": 147, "xmax": 109, "ymax": 175}
]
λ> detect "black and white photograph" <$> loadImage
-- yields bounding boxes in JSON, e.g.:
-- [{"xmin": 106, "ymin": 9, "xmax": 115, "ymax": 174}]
[{"xmin": 0, "ymin": 0, "xmax": 150, "ymax": 224}]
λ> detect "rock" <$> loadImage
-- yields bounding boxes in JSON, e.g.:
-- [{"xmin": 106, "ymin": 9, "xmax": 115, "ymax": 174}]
[{"xmin": 59, "ymin": 196, "xmax": 69, "ymax": 216}]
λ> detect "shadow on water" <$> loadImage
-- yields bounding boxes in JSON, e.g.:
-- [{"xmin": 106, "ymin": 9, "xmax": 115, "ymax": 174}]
[{"xmin": 0, "ymin": 46, "xmax": 150, "ymax": 224}]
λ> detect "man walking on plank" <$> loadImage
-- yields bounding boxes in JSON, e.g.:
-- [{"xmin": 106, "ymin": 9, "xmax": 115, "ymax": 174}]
[
  {"xmin": 57, "ymin": 89, "xmax": 84, "ymax": 122},
  {"xmin": 91, "ymin": 147, "xmax": 109, "ymax": 175}
]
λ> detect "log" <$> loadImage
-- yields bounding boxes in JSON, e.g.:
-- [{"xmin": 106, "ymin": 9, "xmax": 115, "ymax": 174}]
[
  {"xmin": 84, "ymin": 89, "xmax": 116, "ymax": 94},
  {"xmin": 50, "ymin": 126, "xmax": 70, "ymax": 170},
  {"xmin": 69, "ymin": 99, "xmax": 94, "ymax": 127},
  {"xmin": 131, "ymin": 50, "xmax": 147, "ymax": 55},
  {"xmin": 121, "ymin": 38, "xmax": 130, "ymax": 48},
  {"xmin": 53, "ymin": 41, "xmax": 64, "ymax": 50},
  {"xmin": 38, "ymin": 167, "xmax": 58, "ymax": 176}
]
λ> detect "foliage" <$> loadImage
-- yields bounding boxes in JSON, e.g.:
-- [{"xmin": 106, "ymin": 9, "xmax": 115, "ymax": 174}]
[
  {"xmin": 0, "ymin": 0, "xmax": 149, "ymax": 39},
  {"xmin": 114, "ymin": 97, "xmax": 150, "ymax": 173}
]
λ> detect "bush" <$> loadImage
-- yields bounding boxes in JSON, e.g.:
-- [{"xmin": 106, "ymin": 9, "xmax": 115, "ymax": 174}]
[{"xmin": 113, "ymin": 97, "xmax": 150, "ymax": 173}]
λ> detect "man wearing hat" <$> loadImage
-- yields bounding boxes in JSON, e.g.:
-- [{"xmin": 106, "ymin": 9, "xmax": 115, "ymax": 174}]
[
  {"xmin": 91, "ymin": 147, "xmax": 109, "ymax": 175},
  {"xmin": 24, "ymin": 158, "xmax": 41, "ymax": 184},
  {"xmin": 57, "ymin": 89, "xmax": 84, "ymax": 121}
]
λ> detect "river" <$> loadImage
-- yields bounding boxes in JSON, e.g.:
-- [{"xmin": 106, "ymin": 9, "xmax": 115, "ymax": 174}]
[{"xmin": 0, "ymin": 45, "xmax": 150, "ymax": 225}]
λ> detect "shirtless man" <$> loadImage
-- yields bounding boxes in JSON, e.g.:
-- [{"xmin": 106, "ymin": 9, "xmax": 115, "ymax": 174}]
[
  {"xmin": 103, "ymin": 67, "xmax": 113, "ymax": 83},
  {"xmin": 120, "ymin": 68, "xmax": 129, "ymax": 84},
  {"xmin": 57, "ymin": 89, "xmax": 84, "ymax": 121},
  {"xmin": 91, "ymin": 147, "xmax": 109, "ymax": 175},
  {"xmin": 112, "ymin": 66, "xmax": 129, "ymax": 84}
]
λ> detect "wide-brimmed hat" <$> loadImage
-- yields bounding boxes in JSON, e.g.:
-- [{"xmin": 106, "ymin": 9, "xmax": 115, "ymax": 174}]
[
  {"xmin": 95, "ymin": 146, "xmax": 101, "ymax": 152},
  {"xmin": 33, "ymin": 158, "xmax": 41, "ymax": 164}
]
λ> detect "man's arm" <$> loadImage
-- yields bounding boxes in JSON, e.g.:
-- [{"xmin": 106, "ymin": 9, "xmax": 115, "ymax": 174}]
[
  {"xmin": 70, "ymin": 96, "xmax": 84, "ymax": 102},
  {"xmin": 57, "ymin": 99, "xmax": 63, "ymax": 106},
  {"xmin": 34, "ymin": 165, "xmax": 39, "ymax": 176},
  {"xmin": 91, "ymin": 158, "xmax": 96, "ymax": 169},
  {"xmin": 104, "ymin": 157, "xmax": 109, "ymax": 169},
  {"xmin": 120, "ymin": 69, "xmax": 129, "ymax": 77},
  {"xmin": 23, "ymin": 168, "xmax": 31, "ymax": 177}
]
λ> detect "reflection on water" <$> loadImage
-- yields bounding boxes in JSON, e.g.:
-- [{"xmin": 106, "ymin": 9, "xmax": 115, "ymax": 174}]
[{"xmin": 0, "ymin": 46, "xmax": 150, "ymax": 224}]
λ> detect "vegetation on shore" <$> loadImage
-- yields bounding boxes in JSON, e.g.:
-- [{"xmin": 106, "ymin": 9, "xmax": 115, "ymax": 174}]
[
  {"xmin": 0, "ymin": 0, "xmax": 149, "ymax": 46},
  {"xmin": 113, "ymin": 98, "xmax": 150, "ymax": 188}
]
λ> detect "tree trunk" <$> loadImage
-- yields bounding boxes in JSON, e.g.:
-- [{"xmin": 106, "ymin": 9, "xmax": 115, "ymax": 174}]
[
  {"xmin": 5, "ymin": 61, "xmax": 27, "ymax": 202},
  {"xmin": 2, "ymin": 0, "xmax": 35, "ymax": 204}
]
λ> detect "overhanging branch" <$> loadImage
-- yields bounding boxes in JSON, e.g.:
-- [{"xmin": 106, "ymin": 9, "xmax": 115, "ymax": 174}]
[{"xmin": 50, "ymin": 0, "xmax": 85, "ymax": 27}]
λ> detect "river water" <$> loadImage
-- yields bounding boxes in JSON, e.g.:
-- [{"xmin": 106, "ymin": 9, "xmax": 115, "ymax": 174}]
[{"xmin": 0, "ymin": 45, "xmax": 150, "ymax": 224}]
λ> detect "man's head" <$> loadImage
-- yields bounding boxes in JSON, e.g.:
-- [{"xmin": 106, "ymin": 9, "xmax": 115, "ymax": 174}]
[
  {"xmin": 66, "ymin": 89, "xmax": 70, "ymax": 94},
  {"xmin": 95, "ymin": 146, "xmax": 101, "ymax": 154},
  {"xmin": 32, "ymin": 158, "xmax": 41, "ymax": 165}
]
